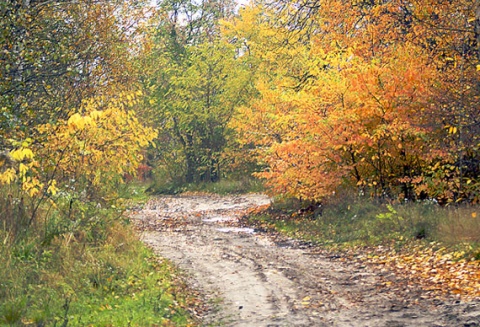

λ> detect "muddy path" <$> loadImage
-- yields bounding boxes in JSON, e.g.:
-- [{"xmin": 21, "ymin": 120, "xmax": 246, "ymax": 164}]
[{"xmin": 132, "ymin": 194, "xmax": 480, "ymax": 327}]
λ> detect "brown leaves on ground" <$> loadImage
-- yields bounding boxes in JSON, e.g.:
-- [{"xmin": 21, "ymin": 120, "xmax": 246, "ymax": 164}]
[
  {"xmin": 350, "ymin": 243, "xmax": 480, "ymax": 301},
  {"xmin": 152, "ymin": 258, "xmax": 209, "ymax": 326},
  {"xmin": 245, "ymin": 204, "xmax": 272, "ymax": 216}
]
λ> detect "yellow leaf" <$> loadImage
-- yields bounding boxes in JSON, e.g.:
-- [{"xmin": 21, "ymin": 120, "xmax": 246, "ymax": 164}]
[
  {"xmin": 449, "ymin": 126, "xmax": 457, "ymax": 134},
  {"xmin": 472, "ymin": 212, "xmax": 477, "ymax": 218},
  {"xmin": 301, "ymin": 296, "xmax": 311, "ymax": 306},
  {"xmin": 47, "ymin": 180, "xmax": 58, "ymax": 196},
  {"xmin": 68, "ymin": 113, "xmax": 83, "ymax": 129},
  {"xmin": 10, "ymin": 148, "xmax": 34, "ymax": 161},
  {"xmin": 18, "ymin": 163, "xmax": 28, "ymax": 177},
  {"xmin": 28, "ymin": 186, "xmax": 40, "ymax": 197},
  {"xmin": 0, "ymin": 168, "xmax": 16, "ymax": 184},
  {"xmin": 90, "ymin": 110, "xmax": 102, "ymax": 119}
]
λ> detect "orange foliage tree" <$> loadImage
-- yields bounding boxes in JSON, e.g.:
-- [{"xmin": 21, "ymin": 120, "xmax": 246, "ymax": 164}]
[{"xmin": 228, "ymin": 0, "xmax": 480, "ymax": 203}]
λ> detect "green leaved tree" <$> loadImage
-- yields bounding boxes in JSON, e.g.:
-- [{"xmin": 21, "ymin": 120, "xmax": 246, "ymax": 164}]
[{"xmin": 143, "ymin": 0, "xmax": 255, "ymax": 188}]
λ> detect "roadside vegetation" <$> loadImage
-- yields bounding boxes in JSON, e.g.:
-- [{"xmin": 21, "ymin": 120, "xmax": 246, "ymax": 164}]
[
  {"xmin": 246, "ymin": 195, "xmax": 480, "ymax": 299},
  {"xmin": 0, "ymin": 184, "xmax": 199, "ymax": 326},
  {"xmin": 253, "ymin": 196, "xmax": 479, "ymax": 252},
  {"xmin": 0, "ymin": 1, "xmax": 201, "ymax": 324}
]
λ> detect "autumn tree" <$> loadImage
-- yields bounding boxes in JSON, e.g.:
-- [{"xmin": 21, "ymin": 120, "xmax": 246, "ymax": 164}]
[
  {"xmin": 228, "ymin": 0, "xmax": 480, "ymax": 203},
  {"xmin": 0, "ymin": 1, "xmax": 145, "ymax": 143},
  {"xmin": 0, "ymin": 0, "xmax": 157, "ymax": 236}
]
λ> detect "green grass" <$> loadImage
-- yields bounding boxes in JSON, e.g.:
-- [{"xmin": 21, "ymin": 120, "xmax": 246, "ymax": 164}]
[
  {"xmin": 0, "ymin": 223, "xmax": 198, "ymax": 327},
  {"xmin": 183, "ymin": 178, "xmax": 264, "ymax": 195},
  {"xmin": 247, "ymin": 196, "xmax": 480, "ymax": 258},
  {"xmin": 117, "ymin": 181, "xmax": 151, "ymax": 203},
  {"xmin": 0, "ymin": 182, "xmax": 199, "ymax": 327},
  {"xmin": 149, "ymin": 177, "xmax": 264, "ymax": 195}
]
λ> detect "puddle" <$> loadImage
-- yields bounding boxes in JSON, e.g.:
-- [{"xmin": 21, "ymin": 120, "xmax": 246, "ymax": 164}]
[
  {"xmin": 216, "ymin": 227, "xmax": 255, "ymax": 234},
  {"xmin": 203, "ymin": 215, "xmax": 235, "ymax": 223}
]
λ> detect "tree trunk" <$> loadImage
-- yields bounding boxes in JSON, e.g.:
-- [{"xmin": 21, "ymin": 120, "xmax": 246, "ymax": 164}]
[{"xmin": 185, "ymin": 134, "xmax": 196, "ymax": 183}]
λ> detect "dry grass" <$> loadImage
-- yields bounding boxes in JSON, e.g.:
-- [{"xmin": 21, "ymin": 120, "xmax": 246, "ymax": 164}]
[{"xmin": 435, "ymin": 206, "xmax": 480, "ymax": 244}]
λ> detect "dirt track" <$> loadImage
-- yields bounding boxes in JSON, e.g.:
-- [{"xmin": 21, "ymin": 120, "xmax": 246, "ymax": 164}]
[{"xmin": 132, "ymin": 194, "xmax": 480, "ymax": 327}]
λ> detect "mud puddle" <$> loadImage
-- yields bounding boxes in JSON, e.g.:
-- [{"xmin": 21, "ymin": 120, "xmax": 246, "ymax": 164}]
[{"xmin": 133, "ymin": 194, "xmax": 480, "ymax": 327}]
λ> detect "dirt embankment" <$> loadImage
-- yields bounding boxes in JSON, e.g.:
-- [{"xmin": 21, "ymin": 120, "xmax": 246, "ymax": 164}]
[{"xmin": 132, "ymin": 194, "xmax": 480, "ymax": 327}]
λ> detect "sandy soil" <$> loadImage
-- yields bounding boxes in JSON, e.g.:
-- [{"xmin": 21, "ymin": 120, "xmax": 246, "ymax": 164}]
[{"xmin": 131, "ymin": 194, "xmax": 480, "ymax": 327}]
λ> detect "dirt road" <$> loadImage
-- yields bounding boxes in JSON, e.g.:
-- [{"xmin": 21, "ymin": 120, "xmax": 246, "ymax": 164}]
[{"xmin": 132, "ymin": 194, "xmax": 480, "ymax": 327}]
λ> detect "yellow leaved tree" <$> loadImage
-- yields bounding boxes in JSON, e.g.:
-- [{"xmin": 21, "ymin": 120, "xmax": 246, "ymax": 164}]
[{"xmin": 0, "ymin": 92, "xmax": 156, "ymax": 233}]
